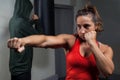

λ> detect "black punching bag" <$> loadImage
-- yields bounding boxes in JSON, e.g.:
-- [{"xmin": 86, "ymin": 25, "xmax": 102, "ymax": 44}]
[{"xmin": 34, "ymin": 0, "xmax": 55, "ymax": 35}]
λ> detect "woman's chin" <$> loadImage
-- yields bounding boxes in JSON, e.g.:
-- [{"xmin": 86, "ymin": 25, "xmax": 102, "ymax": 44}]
[{"xmin": 79, "ymin": 37, "xmax": 86, "ymax": 42}]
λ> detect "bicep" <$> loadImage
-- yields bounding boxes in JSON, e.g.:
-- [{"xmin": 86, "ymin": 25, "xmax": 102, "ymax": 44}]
[{"xmin": 40, "ymin": 34, "xmax": 68, "ymax": 48}]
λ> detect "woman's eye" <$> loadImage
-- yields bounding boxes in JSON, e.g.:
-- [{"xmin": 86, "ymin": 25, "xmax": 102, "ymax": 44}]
[
  {"xmin": 83, "ymin": 24, "xmax": 90, "ymax": 29},
  {"xmin": 77, "ymin": 25, "xmax": 81, "ymax": 29}
]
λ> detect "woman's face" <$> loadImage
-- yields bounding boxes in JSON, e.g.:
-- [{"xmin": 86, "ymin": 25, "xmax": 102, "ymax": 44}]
[{"xmin": 76, "ymin": 15, "xmax": 97, "ymax": 40}]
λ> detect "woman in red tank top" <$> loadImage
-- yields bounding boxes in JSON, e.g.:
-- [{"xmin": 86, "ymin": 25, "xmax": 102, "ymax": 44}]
[{"xmin": 7, "ymin": 4, "xmax": 114, "ymax": 80}]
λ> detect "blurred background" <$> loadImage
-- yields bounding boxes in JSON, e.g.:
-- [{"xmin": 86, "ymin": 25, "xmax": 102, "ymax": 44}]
[{"xmin": 0, "ymin": 0, "xmax": 120, "ymax": 80}]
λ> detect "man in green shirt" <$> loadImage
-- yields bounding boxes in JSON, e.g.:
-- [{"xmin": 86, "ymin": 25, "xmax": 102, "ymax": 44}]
[{"xmin": 9, "ymin": 0, "xmax": 41, "ymax": 80}]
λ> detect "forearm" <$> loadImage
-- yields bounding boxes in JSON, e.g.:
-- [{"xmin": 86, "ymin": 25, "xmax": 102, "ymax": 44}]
[
  {"xmin": 21, "ymin": 35, "xmax": 46, "ymax": 47},
  {"xmin": 89, "ymin": 42, "xmax": 114, "ymax": 77}
]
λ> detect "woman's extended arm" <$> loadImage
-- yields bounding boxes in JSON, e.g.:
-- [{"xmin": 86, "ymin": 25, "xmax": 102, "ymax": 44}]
[{"xmin": 7, "ymin": 34, "xmax": 72, "ymax": 52}]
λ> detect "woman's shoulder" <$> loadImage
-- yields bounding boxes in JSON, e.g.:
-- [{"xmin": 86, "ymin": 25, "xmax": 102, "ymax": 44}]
[
  {"xmin": 98, "ymin": 42, "xmax": 113, "ymax": 53},
  {"xmin": 61, "ymin": 34, "xmax": 76, "ymax": 50},
  {"xmin": 57, "ymin": 34, "xmax": 76, "ymax": 41},
  {"xmin": 98, "ymin": 42, "xmax": 111, "ymax": 48}
]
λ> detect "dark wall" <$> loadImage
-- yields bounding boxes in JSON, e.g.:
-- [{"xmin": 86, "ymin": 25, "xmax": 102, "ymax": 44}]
[
  {"xmin": 55, "ymin": 4, "xmax": 74, "ymax": 78},
  {"xmin": 91, "ymin": 0, "xmax": 120, "ymax": 79}
]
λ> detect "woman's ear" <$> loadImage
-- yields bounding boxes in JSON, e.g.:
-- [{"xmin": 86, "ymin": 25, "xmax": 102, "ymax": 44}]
[
  {"xmin": 95, "ymin": 25, "xmax": 98, "ymax": 31},
  {"xmin": 95, "ymin": 23, "xmax": 103, "ymax": 32},
  {"xmin": 95, "ymin": 23, "xmax": 100, "ymax": 32}
]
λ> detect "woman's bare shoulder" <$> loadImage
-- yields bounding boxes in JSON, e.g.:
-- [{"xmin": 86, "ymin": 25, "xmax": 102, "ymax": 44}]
[
  {"xmin": 58, "ymin": 34, "xmax": 75, "ymax": 38},
  {"xmin": 57, "ymin": 34, "xmax": 76, "ymax": 41},
  {"xmin": 98, "ymin": 42, "xmax": 113, "ymax": 54},
  {"xmin": 60, "ymin": 34, "xmax": 76, "ymax": 50}
]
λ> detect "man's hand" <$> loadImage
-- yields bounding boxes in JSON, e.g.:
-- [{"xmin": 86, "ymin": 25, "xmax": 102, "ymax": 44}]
[{"xmin": 32, "ymin": 14, "xmax": 39, "ymax": 20}]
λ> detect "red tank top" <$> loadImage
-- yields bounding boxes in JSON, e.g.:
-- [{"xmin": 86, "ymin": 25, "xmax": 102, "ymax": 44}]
[{"xmin": 66, "ymin": 39, "xmax": 99, "ymax": 80}]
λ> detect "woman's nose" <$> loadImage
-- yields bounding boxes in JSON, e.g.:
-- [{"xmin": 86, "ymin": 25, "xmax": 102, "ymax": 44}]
[{"xmin": 80, "ymin": 27, "xmax": 86, "ymax": 33}]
